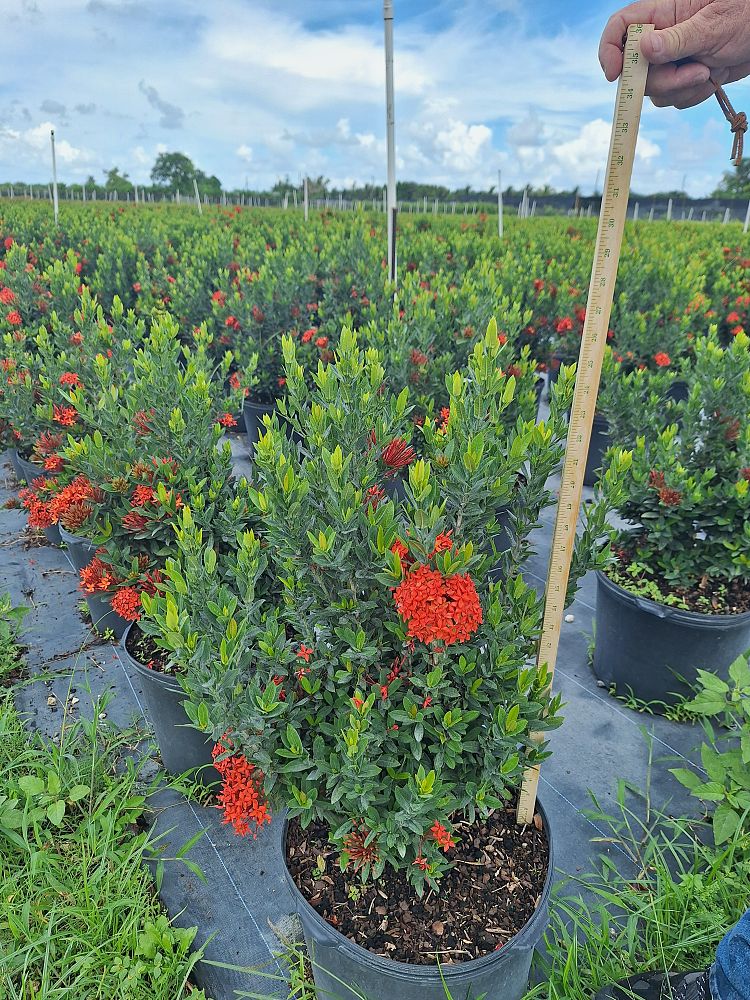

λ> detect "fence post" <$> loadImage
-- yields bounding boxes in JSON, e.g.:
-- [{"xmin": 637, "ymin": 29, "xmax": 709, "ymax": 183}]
[
  {"xmin": 50, "ymin": 130, "xmax": 59, "ymax": 224},
  {"xmin": 666, "ymin": 198, "xmax": 672, "ymax": 221}
]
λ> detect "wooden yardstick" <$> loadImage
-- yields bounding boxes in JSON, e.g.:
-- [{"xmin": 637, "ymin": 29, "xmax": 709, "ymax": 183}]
[{"xmin": 516, "ymin": 24, "xmax": 654, "ymax": 825}]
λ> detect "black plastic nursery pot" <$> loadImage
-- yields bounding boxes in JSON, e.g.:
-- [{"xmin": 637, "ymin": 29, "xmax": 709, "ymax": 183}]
[
  {"xmin": 243, "ymin": 399, "xmax": 276, "ymax": 459},
  {"xmin": 84, "ymin": 592, "xmax": 130, "ymax": 640},
  {"xmin": 58, "ymin": 524, "xmax": 97, "ymax": 573},
  {"xmin": 10, "ymin": 447, "xmax": 40, "ymax": 485},
  {"xmin": 283, "ymin": 800, "xmax": 555, "ymax": 1000},
  {"xmin": 583, "ymin": 414, "xmax": 610, "ymax": 488},
  {"xmin": 593, "ymin": 571, "xmax": 750, "ymax": 705},
  {"xmin": 120, "ymin": 624, "xmax": 220, "ymax": 784}
]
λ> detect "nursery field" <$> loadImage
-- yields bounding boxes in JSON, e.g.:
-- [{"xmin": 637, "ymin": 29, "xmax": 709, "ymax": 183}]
[{"xmin": 1, "ymin": 202, "xmax": 750, "ymax": 1000}]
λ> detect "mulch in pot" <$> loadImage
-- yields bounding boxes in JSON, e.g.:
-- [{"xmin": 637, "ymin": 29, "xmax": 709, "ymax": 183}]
[
  {"xmin": 124, "ymin": 622, "xmax": 174, "ymax": 674},
  {"xmin": 608, "ymin": 555, "xmax": 750, "ymax": 615},
  {"xmin": 286, "ymin": 806, "xmax": 549, "ymax": 965}
]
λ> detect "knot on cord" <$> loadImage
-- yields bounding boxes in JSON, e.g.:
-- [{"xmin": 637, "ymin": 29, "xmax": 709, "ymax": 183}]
[{"xmin": 713, "ymin": 83, "xmax": 747, "ymax": 166}]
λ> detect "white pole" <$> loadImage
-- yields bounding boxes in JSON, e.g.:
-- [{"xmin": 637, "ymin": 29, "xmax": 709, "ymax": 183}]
[
  {"xmin": 649, "ymin": 205, "xmax": 655, "ymax": 222},
  {"xmin": 383, "ymin": 0, "xmax": 397, "ymax": 284},
  {"xmin": 633, "ymin": 201, "xmax": 639, "ymax": 222},
  {"xmin": 702, "ymin": 209, "xmax": 707, "ymax": 223},
  {"xmin": 497, "ymin": 170, "xmax": 503, "ymax": 238},
  {"xmin": 50, "ymin": 130, "xmax": 59, "ymax": 224},
  {"xmin": 687, "ymin": 207, "xmax": 694, "ymax": 221},
  {"xmin": 293, "ymin": 188, "xmax": 298, "ymax": 208},
  {"xmin": 303, "ymin": 177, "xmax": 309, "ymax": 222},
  {"xmin": 743, "ymin": 199, "xmax": 750, "ymax": 234},
  {"xmin": 723, "ymin": 207, "xmax": 731, "ymax": 225},
  {"xmin": 192, "ymin": 177, "xmax": 203, "ymax": 214},
  {"xmin": 667, "ymin": 197, "xmax": 673, "ymax": 221},
  {"xmin": 531, "ymin": 200, "xmax": 537, "ymax": 217}
]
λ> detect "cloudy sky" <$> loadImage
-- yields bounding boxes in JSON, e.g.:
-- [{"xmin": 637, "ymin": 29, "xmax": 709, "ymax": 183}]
[{"xmin": 0, "ymin": 0, "xmax": 746, "ymax": 195}]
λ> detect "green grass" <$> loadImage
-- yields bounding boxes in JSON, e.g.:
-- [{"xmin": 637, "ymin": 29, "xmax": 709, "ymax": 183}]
[
  {"xmin": 0, "ymin": 695, "xmax": 209, "ymax": 999},
  {"xmin": 534, "ymin": 780, "xmax": 750, "ymax": 999}
]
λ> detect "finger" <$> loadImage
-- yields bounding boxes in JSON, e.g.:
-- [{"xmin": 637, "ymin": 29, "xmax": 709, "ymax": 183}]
[
  {"xmin": 641, "ymin": 11, "xmax": 715, "ymax": 65},
  {"xmin": 599, "ymin": 0, "xmax": 661, "ymax": 81},
  {"xmin": 645, "ymin": 61, "xmax": 711, "ymax": 99},
  {"xmin": 710, "ymin": 62, "xmax": 750, "ymax": 87},
  {"xmin": 651, "ymin": 81, "xmax": 718, "ymax": 110}
]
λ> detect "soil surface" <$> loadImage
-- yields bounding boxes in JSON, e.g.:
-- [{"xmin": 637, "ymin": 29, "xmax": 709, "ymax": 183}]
[
  {"xmin": 124, "ymin": 622, "xmax": 173, "ymax": 674},
  {"xmin": 286, "ymin": 806, "xmax": 549, "ymax": 965},
  {"xmin": 607, "ymin": 558, "xmax": 750, "ymax": 615}
]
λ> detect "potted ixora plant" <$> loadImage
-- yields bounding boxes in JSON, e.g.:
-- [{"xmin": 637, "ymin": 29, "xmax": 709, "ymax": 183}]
[
  {"xmin": 150, "ymin": 323, "xmax": 622, "ymax": 1000},
  {"xmin": 595, "ymin": 331, "xmax": 750, "ymax": 706}
]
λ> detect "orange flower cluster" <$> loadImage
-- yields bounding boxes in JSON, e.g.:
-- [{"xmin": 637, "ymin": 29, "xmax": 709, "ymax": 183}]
[
  {"xmin": 48, "ymin": 475, "xmax": 99, "ymax": 526},
  {"xmin": 212, "ymin": 739, "xmax": 271, "ymax": 837},
  {"xmin": 53, "ymin": 404, "xmax": 78, "ymax": 427},
  {"xmin": 80, "ymin": 556, "xmax": 117, "ymax": 594},
  {"xmin": 394, "ymin": 564, "xmax": 482, "ymax": 646},
  {"xmin": 654, "ymin": 352, "xmax": 671, "ymax": 368}
]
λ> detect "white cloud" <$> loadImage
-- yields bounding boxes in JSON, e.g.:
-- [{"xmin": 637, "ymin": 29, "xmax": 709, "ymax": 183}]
[{"xmin": 236, "ymin": 144, "xmax": 253, "ymax": 164}]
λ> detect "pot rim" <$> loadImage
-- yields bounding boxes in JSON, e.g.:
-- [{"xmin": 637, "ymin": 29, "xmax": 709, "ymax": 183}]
[
  {"xmin": 120, "ymin": 622, "xmax": 187, "ymax": 693},
  {"xmin": 58, "ymin": 523, "xmax": 95, "ymax": 546},
  {"xmin": 596, "ymin": 569, "xmax": 750, "ymax": 625},
  {"xmin": 282, "ymin": 796, "xmax": 554, "ymax": 978}
]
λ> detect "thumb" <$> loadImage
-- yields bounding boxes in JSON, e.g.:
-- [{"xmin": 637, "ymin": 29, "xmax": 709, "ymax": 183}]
[{"xmin": 641, "ymin": 14, "xmax": 708, "ymax": 64}]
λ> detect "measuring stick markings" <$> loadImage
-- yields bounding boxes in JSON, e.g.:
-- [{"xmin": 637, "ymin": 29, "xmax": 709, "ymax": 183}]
[{"xmin": 516, "ymin": 25, "xmax": 653, "ymax": 825}]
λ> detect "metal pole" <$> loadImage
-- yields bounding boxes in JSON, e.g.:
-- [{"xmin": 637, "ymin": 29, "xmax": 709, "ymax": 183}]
[
  {"xmin": 303, "ymin": 177, "xmax": 309, "ymax": 222},
  {"xmin": 384, "ymin": 0, "xmax": 397, "ymax": 284},
  {"xmin": 633, "ymin": 201, "xmax": 639, "ymax": 222},
  {"xmin": 497, "ymin": 169, "xmax": 503, "ymax": 238},
  {"xmin": 666, "ymin": 197, "xmax": 673, "ymax": 221},
  {"xmin": 744, "ymin": 199, "xmax": 750, "ymax": 234},
  {"xmin": 192, "ymin": 176, "xmax": 203, "ymax": 215},
  {"xmin": 50, "ymin": 130, "xmax": 59, "ymax": 224}
]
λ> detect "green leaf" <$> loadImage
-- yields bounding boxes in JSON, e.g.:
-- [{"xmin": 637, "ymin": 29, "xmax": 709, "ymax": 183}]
[
  {"xmin": 713, "ymin": 802, "xmax": 740, "ymax": 845},
  {"xmin": 67, "ymin": 784, "xmax": 90, "ymax": 803},
  {"xmin": 669, "ymin": 767, "xmax": 703, "ymax": 792},
  {"xmin": 46, "ymin": 800, "xmax": 66, "ymax": 826},
  {"xmin": 18, "ymin": 775, "xmax": 45, "ymax": 797}
]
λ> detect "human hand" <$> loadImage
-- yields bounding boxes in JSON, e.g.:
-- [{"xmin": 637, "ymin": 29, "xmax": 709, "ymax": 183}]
[{"xmin": 599, "ymin": 0, "xmax": 750, "ymax": 108}]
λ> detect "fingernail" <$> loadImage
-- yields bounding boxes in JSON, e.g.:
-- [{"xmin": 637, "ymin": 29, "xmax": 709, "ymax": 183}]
[{"xmin": 650, "ymin": 34, "xmax": 663, "ymax": 54}]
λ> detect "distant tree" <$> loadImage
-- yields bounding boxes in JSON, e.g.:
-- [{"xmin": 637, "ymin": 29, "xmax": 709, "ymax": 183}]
[
  {"xmin": 103, "ymin": 166, "xmax": 133, "ymax": 195},
  {"xmin": 194, "ymin": 170, "xmax": 222, "ymax": 199},
  {"xmin": 714, "ymin": 161, "xmax": 750, "ymax": 199},
  {"xmin": 150, "ymin": 152, "xmax": 197, "ymax": 194}
]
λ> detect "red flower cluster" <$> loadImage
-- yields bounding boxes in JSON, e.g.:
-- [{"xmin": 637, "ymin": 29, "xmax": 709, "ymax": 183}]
[
  {"xmin": 6, "ymin": 310, "xmax": 22, "ymax": 326},
  {"xmin": 394, "ymin": 565, "xmax": 483, "ymax": 646},
  {"xmin": 410, "ymin": 349, "xmax": 428, "ymax": 366},
  {"xmin": 131, "ymin": 484, "xmax": 156, "ymax": 507},
  {"xmin": 654, "ymin": 352, "xmax": 671, "ymax": 368},
  {"xmin": 122, "ymin": 511, "xmax": 149, "ymax": 532},
  {"xmin": 111, "ymin": 586, "xmax": 142, "ymax": 621},
  {"xmin": 659, "ymin": 487, "xmax": 682, "ymax": 507},
  {"xmin": 381, "ymin": 437, "xmax": 416, "ymax": 474},
  {"xmin": 218, "ymin": 412, "xmax": 237, "ymax": 428},
  {"xmin": 301, "ymin": 328, "xmax": 316, "ymax": 343},
  {"xmin": 212, "ymin": 738, "xmax": 271, "ymax": 837},
  {"xmin": 430, "ymin": 821, "xmax": 456, "ymax": 851},
  {"xmin": 555, "ymin": 317, "xmax": 573, "ymax": 333},
  {"xmin": 363, "ymin": 484, "xmax": 386, "ymax": 511},
  {"xmin": 59, "ymin": 372, "xmax": 82, "ymax": 387},
  {"xmin": 133, "ymin": 409, "xmax": 154, "ymax": 436},
  {"xmin": 0, "ymin": 286, "xmax": 15, "ymax": 305}
]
